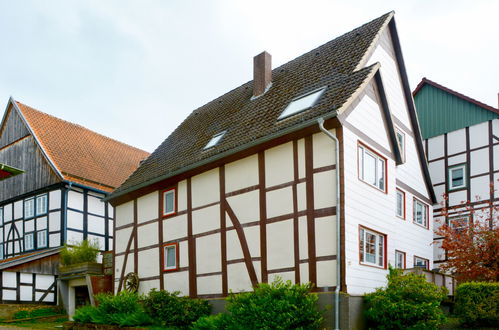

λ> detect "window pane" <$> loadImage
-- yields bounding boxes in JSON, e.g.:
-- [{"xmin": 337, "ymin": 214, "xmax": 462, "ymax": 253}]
[
  {"xmin": 377, "ymin": 158, "xmax": 385, "ymax": 190},
  {"xmin": 164, "ymin": 191, "xmax": 175, "ymax": 214},
  {"xmin": 25, "ymin": 199, "xmax": 34, "ymax": 218},
  {"xmin": 25, "ymin": 233, "xmax": 34, "ymax": 250},
  {"xmin": 36, "ymin": 195, "xmax": 47, "ymax": 215},
  {"xmin": 37, "ymin": 230, "xmax": 47, "ymax": 248},
  {"xmin": 378, "ymin": 234, "xmax": 384, "ymax": 266},
  {"xmin": 415, "ymin": 202, "xmax": 423, "ymax": 224},
  {"xmin": 166, "ymin": 246, "xmax": 176, "ymax": 268},
  {"xmin": 279, "ymin": 89, "xmax": 325, "ymax": 119},
  {"xmin": 358, "ymin": 147, "xmax": 364, "ymax": 180},
  {"xmin": 364, "ymin": 152, "xmax": 377, "ymax": 186},
  {"xmin": 365, "ymin": 232, "xmax": 376, "ymax": 263},
  {"xmin": 395, "ymin": 252, "xmax": 403, "ymax": 268},
  {"xmin": 396, "ymin": 192, "xmax": 403, "ymax": 216},
  {"xmin": 451, "ymin": 168, "xmax": 464, "ymax": 187},
  {"xmin": 359, "ymin": 229, "xmax": 364, "ymax": 262}
]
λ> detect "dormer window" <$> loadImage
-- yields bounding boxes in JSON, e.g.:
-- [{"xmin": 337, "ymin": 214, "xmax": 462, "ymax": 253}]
[
  {"xmin": 278, "ymin": 88, "xmax": 326, "ymax": 120},
  {"xmin": 204, "ymin": 131, "xmax": 226, "ymax": 149}
]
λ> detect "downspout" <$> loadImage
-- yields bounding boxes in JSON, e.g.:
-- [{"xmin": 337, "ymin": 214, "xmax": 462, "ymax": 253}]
[{"xmin": 317, "ymin": 117, "xmax": 341, "ymax": 330}]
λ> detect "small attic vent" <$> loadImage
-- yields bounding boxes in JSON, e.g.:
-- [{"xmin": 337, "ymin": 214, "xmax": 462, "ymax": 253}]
[
  {"xmin": 204, "ymin": 131, "xmax": 226, "ymax": 149},
  {"xmin": 278, "ymin": 88, "xmax": 326, "ymax": 120}
]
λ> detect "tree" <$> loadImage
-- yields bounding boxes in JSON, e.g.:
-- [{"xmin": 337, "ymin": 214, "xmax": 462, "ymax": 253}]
[{"xmin": 435, "ymin": 192, "xmax": 499, "ymax": 282}]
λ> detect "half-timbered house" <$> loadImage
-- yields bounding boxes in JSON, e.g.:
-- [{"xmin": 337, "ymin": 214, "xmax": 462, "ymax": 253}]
[
  {"xmin": 108, "ymin": 12, "xmax": 436, "ymax": 304},
  {"xmin": 0, "ymin": 98, "xmax": 148, "ymax": 304},
  {"xmin": 414, "ymin": 78, "xmax": 499, "ymax": 266}
]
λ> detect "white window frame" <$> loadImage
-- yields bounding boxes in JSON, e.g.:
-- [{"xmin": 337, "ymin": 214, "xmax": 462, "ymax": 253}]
[
  {"xmin": 162, "ymin": 188, "xmax": 176, "ymax": 217},
  {"xmin": 413, "ymin": 198, "xmax": 428, "ymax": 228},
  {"xmin": 358, "ymin": 143, "xmax": 386, "ymax": 192},
  {"xmin": 25, "ymin": 233, "xmax": 34, "ymax": 251},
  {"xmin": 37, "ymin": 230, "xmax": 48, "ymax": 248},
  {"xmin": 395, "ymin": 250, "xmax": 405, "ymax": 269},
  {"xmin": 448, "ymin": 164, "xmax": 467, "ymax": 190},
  {"xmin": 163, "ymin": 243, "xmax": 178, "ymax": 271},
  {"xmin": 395, "ymin": 128, "xmax": 405, "ymax": 162},
  {"xmin": 359, "ymin": 227, "xmax": 386, "ymax": 268},
  {"xmin": 396, "ymin": 189, "xmax": 405, "ymax": 219},
  {"xmin": 24, "ymin": 198, "xmax": 35, "ymax": 218},
  {"xmin": 414, "ymin": 256, "xmax": 429, "ymax": 270},
  {"xmin": 36, "ymin": 194, "xmax": 48, "ymax": 216},
  {"xmin": 204, "ymin": 131, "xmax": 226, "ymax": 150},
  {"xmin": 278, "ymin": 87, "xmax": 326, "ymax": 120}
]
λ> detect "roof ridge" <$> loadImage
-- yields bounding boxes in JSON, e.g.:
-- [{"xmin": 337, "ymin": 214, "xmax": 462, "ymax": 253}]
[
  {"xmin": 413, "ymin": 78, "xmax": 499, "ymax": 114},
  {"xmin": 15, "ymin": 100, "xmax": 149, "ymax": 155}
]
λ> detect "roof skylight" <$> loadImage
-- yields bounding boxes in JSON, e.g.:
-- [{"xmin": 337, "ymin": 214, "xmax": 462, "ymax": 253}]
[
  {"xmin": 204, "ymin": 131, "xmax": 226, "ymax": 149},
  {"xmin": 278, "ymin": 88, "xmax": 326, "ymax": 120}
]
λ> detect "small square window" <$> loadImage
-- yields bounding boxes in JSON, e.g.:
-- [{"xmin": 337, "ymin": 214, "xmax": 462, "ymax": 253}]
[
  {"xmin": 395, "ymin": 250, "xmax": 406, "ymax": 269},
  {"xmin": 448, "ymin": 165, "xmax": 466, "ymax": 190},
  {"xmin": 25, "ymin": 233, "xmax": 34, "ymax": 251},
  {"xmin": 414, "ymin": 256, "xmax": 429, "ymax": 270},
  {"xmin": 359, "ymin": 227, "xmax": 386, "ymax": 268},
  {"xmin": 395, "ymin": 128, "xmax": 405, "ymax": 162},
  {"xmin": 162, "ymin": 188, "xmax": 176, "ymax": 217},
  {"xmin": 204, "ymin": 131, "xmax": 226, "ymax": 149},
  {"xmin": 36, "ymin": 194, "xmax": 48, "ymax": 216},
  {"xmin": 396, "ymin": 189, "xmax": 405, "ymax": 219},
  {"xmin": 449, "ymin": 216, "xmax": 469, "ymax": 233},
  {"xmin": 37, "ymin": 230, "xmax": 47, "ymax": 248},
  {"xmin": 278, "ymin": 88, "xmax": 326, "ymax": 119},
  {"xmin": 413, "ymin": 198, "xmax": 429, "ymax": 228},
  {"xmin": 163, "ymin": 243, "xmax": 178, "ymax": 271},
  {"xmin": 358, "ymin": 144, "xmax": 386, "ymax": 192},
  {"xmin": 24, "ymin": 198, "xmax": 34, "ymax": 218}
]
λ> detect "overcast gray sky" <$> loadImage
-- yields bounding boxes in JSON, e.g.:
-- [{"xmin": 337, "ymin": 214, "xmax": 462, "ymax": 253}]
[{"xmin": 1, "ymin": 0, "xmax": 498, "ymax": 152}]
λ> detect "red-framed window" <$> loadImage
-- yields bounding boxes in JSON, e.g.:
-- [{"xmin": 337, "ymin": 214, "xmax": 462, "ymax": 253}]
[
  {"xmin": 396, "ymin": 189, "xmax": 405, "ymax": 219},
  {"xmin": 163, "ymin": 242, "xmax": 179, "ymax": 272},
  {"xmin": 161, "ymin": 188, "xmax": 177, "ymax": 217},
  {"xmin": 357, "ymin": 141, "xmax": 387, "ymax": 193},
  {"xmin": 413, "ymin": 198, "xmax": 429, "ymax": 229},
  {"xmin": 414, "ymin": 256, "xmax": 429, "ymax": 270},
  {"xmin": 359, "ymin": 226, "xmax": 387, "ymax": 269},
  {"xmin": 395, "ymin": 250, "xmax": 406, "ymax": 269}
]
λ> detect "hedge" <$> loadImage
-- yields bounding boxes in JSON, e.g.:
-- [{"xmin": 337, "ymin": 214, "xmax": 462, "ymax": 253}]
[{"xmin": 454, "ymin": 282, "xmax": 499, "ymax": 327}]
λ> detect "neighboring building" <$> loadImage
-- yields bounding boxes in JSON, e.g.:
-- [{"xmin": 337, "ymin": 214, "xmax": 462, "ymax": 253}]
[
  {"xmin": 413, "ymin": 78, "xmax": 499, "ymax": 265},
  {"xmin": 108, "ymin": 12, "xmax": 435, "ymax": 300},
  {"xmin": 0, "ymin": 98, "xmax": 149, "ymax": 303}
]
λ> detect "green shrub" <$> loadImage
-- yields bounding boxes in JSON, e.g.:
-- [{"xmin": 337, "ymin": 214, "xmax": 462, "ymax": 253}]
[
  {"xmin": 60, "ymin": 239, "xmax": 100, "ymax": 266},
  {"xmin": 364, "ymin": 267, "xmax": 447, "ymax": 330},
  {"xmin": 454, "ymin": 282, "xmax": 499, "ymax": 326},
  {"xmin": 73, "ymin": 291, "xmax": 152, "ymax": 327},
  {"xmin": 143, "ymin": 289, "xmax": 211, "ymax": 327},
  {"xmin": 13, "ymin": 311, "xmax": 29, "ymax": 319},
  {"xmin": 192, "ymin": 278, "xmax": 323, "ymax": 330},
  {"xmin": 191, "ymin": 313, "xmax": 228, "ymax": 329}
]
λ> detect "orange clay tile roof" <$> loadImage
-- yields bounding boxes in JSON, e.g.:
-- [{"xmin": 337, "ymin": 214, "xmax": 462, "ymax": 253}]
[{"xmin": 16, "ymin": 102, "xmax": 149, "ymax": 192}]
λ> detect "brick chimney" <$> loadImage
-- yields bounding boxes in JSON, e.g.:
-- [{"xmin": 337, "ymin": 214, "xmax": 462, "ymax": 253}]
[{"xmin": 253, "ymin": 51, "xmax": 272, "ymax": 97}]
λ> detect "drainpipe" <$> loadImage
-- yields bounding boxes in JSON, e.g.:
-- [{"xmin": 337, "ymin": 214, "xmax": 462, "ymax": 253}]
[{"xmin": 317, "ymin": 117, "xmax": 341, "ymax": 330}]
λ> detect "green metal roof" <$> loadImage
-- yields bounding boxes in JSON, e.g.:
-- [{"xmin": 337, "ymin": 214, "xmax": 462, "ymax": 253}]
[
  {"xmin": 414, "ymin": 79, "xmax": 499, "ymax": 139},
  {"xmin": 0, "ymin": 163, "xmax": 24, "ymax": 181}
]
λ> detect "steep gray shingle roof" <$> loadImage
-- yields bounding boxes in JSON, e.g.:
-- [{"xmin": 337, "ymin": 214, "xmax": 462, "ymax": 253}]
[{"xmin": 110, "ymin": 12, "xmax": 392, "ymax": 199}]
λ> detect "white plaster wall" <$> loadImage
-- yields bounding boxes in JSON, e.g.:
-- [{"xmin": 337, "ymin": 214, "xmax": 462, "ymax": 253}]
[
  {"xmin": 266, "ymin": 220, "xmax": 294, "ymax": 270},
  {"xmin": 471, "ymin": 175, "xmax": 490, "ymax": 201},
  {"xmin": 67, "ymin": 190, "xmax": 83, "ymax": 210},
  {"xmin": 87, "ymin": 235, "xmax": 105, "ymax": 250},
  {"xmin": 87, "ymin": 195, "xmax": 105, "ymax": 216},
  {"xmin": 228, "ymin": 262, "xmax": 253, "ymax": 292},
  {"xmin": 429, "ymin": 160, "xmax": 445, "ymax": 185},
  {"xmin": 447, "ymin": 128, "xmax": 466, "ymax": 155},
  {"xmin": 313, "ymin": 130, "xmax": 336, "ymax": 167},
  {"xmin": 49, "ymin": 190, "xmax": 61, "ymax": 210},
  {"xmin": 115, "ymin": 201, "xmax": 134, "ymax": 227},
  {"xmin": 163, "ymin": 214, "xmax": 187, "ymax": 241},
  {"xmin": 448, "ymin": 154, "xmax": 466, "ymax": 166},
  {"xmin": 297, "ymin": 183, "xmax": 306, "ymax": 211},
  {"xmin": 313, "ymin": 170, "xmax": 336, "ymax": 209},
  {"xmin": 49, "ymin": 211, "xmax": 60, "ymax": 231},
  {"xmin": 138, "ymin": 248, "xmax": 160, "ymax": 278},
  {"xmin": 298, "ymin": 216, "xmax": 308, "ymax": 260},
  {"xmin": 196, "ymin": 234, "xmax": 221, "ymax": 274},
  {"xmin": 266, "ymin": 187, "xmax": 293, "ymax": 219},
  {"xmin": 315, "ymin": 216, "xmax": 336, "ymax": 257},
  {"xmin": 265, "ymin": 142, "xmax": 294, "ymax": 187},
  {"xmin": 138, "ymin": 223, "xmax": 158, "ymax": 248},
  {"xmin": 469, "ymin": 122, "xmax": 489, "ymax": 149},
  {"xmin": 177, "ymin": 180, "xmax": 187, "ymax": 212},
  {"xmin": 470, "ymin": 148, "xmax": 489, "ymax": 176},
  {"xmin": 3, "ymin": 203, "xmax": 12, "ymax": 221},
  {"xmin": 49, "ymin": 233, "xmax": 60, "ymax": 247},
  {"xmin": 226, "ymin": 190, "xmax": 259, "ymax": 224},
  {"xmin": 164, "ymin": 271, "xmax": 189, "ymax": 295},
  {"xmin": 66, "ymin": 230, "xmax": 83, "ymax": 244},
  {"xmin": 14, "ymin": 201, "xmax": 22, "ymax": 220},
  {"xmin": 138, "ymin": 279, "xmax": 160, "ymax": 295},
  {"xmin": 137, "ymin": 192, "xmax": 158, "ymax": 223},
  {"xmin": 428, "ymin": 135, "xmax": 444, "ymax": 160},
  {"xmin": 297, "ymin": 138, "xmax": 306, "ymax": 179},
  {"xmin": 269, "ymin": 271, "xmax": 294, "ymax": 284},
  {"xmin": 67, "ymin": 210, "xmax": 83, "ymax": 230},
  {"xmin": 317, "ymin": 260, "xmax": 336, "ymax": 287},
  {"xmin": 192, "ymin": 205, "xmax": 219, "ymax": 235},
  {"xmin": 88, "ymin": 215, "xmax": 105, "ymax": 235},
  {"xmin": 225, "ymin": 154, "xmax": 259, "ymax": 193},
  {"xmin": 198, "ymin": 275, "xmax": 222, "ymax": 295},
  {"xmin": 36, "ymin": 217, "xmax": 47, "ymax": 230},
  {"xmin": 191, "ymin": 169, "xmax": 219, "ymax": 208},
  {"xmin": 25, "ymin": 219, "xmax": 34, "ymax": 232},
  {"xmin": 115, "ymin": 227, "xmax": 133, "ymax": 253}
]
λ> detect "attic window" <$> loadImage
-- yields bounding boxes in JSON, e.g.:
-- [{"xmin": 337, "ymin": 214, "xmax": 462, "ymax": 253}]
[
  {"xmin": 278, "ymin": 88, "xmax": 326, "ymax": 120},
  {"xmin": 204, "ymin": 131, "xmax": 226, "ymax": 149}
]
